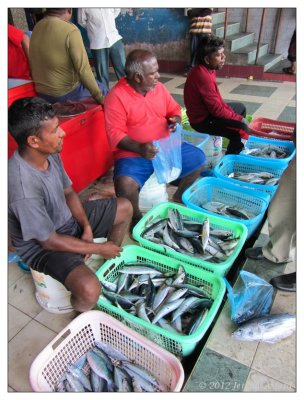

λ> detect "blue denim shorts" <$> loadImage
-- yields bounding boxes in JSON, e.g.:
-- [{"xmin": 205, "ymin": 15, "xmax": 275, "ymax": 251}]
[{"xmin": 114, "ymin": 142, "xmax": 206, "ymax": 189}]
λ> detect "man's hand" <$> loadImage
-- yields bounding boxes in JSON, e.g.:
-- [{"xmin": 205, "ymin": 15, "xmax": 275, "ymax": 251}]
[
  {"xmin": 138, "ymin": 142, "xmax": 159, "ymax": 160},
  {"xmin": 98, "ymin": 241, "xmax": 122, "ymax": 259},
  {"xmin": 167, "ymin": 116, "xmax": 182, "ymax": 132},
  {"xmin": 81, "ymin": 224, "xmax": 94, "ymax": 243}
]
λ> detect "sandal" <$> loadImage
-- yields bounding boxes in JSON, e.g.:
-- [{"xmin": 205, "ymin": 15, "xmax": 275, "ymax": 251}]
[{"xmin": 283, "ymin": 67, "xmax": 296, "ymax": 75}]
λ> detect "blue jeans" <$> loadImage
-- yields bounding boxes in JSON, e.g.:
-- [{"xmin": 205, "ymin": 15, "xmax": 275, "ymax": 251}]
[
  {"xmin": 37, "ymin": 80, "xmax": 108, "ymax": 104},
  {"xmin": 92, "ymin": 39, "xmax": 126, "ymax": 91}
]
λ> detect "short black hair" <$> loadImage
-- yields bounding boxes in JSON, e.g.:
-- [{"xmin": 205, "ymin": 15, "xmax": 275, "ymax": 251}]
[
  {"xmin": 45, "ymin": 8, "xmax": 70, "ymax": 15},
  {"xmin": 196, "ymin": 34, "xmax": 225, "ymax": 65},
  {"xmin": 8, "ymin": 97, "xmax": 56, "ymax": 149}
]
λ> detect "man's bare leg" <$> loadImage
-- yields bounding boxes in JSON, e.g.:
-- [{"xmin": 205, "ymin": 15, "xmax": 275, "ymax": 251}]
[
  {"xmin": 173, "ymin": 167, "xmax": 204, "ymax": 203},
  {"xmin": 108, "ymin": 197, "xmax": 133, "ymax": 244},
  {"xmin": 114, "ymin": 176, "xmax": 142, "ymax": 230},
  {"xmin": 64, "ymin": 265, "xmax": 101, "ymax": 312}
]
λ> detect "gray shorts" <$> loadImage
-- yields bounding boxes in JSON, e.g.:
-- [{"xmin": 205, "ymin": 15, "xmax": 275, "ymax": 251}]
[{"xmin": 29, "ymin": 198, "xmax": 117, "ymax": 285}]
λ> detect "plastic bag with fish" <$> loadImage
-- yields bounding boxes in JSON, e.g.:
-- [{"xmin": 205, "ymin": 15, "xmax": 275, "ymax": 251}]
[
  {"xmin": 232, "ymin": 313, "xmax": 295, "ymax": 343},
  {"xmin": 225, "ymin": 271, "xmax": 274, "ymax": 323}
]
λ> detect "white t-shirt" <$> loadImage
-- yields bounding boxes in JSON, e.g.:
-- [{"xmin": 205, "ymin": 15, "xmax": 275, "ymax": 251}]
[{"xmin": 77, "ymin": 8, "xmax": 122, "ymax": 49}]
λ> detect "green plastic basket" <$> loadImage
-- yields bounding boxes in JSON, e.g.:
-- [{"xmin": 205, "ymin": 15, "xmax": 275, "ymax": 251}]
[
  {"xmin": 132, "ymin": 202, "xmax": 248, "ymax": 277},
  {"xmin": 95, "ymin": 245, "xmax": 226, "ymax": 357}
]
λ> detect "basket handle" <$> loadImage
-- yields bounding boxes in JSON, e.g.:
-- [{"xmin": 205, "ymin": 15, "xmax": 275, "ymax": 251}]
[{"xmin": 52, "ymin": 329, "xmax": 72, "ymax": 351}]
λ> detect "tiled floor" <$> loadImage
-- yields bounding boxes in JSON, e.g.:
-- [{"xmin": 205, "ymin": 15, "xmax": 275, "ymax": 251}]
[{"xmin": 8, "ymin": 70, "xmax": 296, "ymax": 392}]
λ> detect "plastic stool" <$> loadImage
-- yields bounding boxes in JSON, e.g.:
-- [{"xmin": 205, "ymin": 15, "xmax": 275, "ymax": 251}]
[{"xmin": 30, "ymin": 268, "xmax": 73, "ymax": 314}]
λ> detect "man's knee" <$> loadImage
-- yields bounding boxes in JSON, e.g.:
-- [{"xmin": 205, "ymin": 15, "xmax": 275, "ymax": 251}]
[
  {"xmin": 115, "ymin": 176, "xmax": 140, "ymax": 196},
  {"xmin": 65, "ymin": 267, "xmax": 101, "ymax": 305},
  {"xmin": 116, "ymin": 197, "xmax": 133, "ymax": 219}
]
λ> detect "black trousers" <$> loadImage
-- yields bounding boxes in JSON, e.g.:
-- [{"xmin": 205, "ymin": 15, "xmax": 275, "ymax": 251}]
[{"xmin": 191, "ymin": 102, "xmax": 247, "ymax": 155}]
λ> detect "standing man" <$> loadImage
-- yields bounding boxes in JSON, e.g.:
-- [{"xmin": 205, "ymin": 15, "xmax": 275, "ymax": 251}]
[
  {"xmin": 104, "ymin": 49, "xmax": 206, "ymax": 229},
  {"xmin": 29, "ymin": 8, "xmax": 107, "ymax": 105},
  {"xmin": 78, "ymin": 8, "xmax": 126, "ymax": 92},
  {"xmin": 8, "ymin": 97, "xmax": 133, "ymax": 312},
  {"xmin": 245, "ymin": 130, "xmax": 296, "ymax": 292},
  {"xmin": 184, "ymin": 34, "xmax": 250, "ymax": 154}
]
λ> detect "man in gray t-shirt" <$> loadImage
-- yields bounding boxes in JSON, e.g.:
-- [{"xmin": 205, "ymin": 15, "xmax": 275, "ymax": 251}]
[{"xmin": 8, "ymin": 97, "xmax": 132, "ymax": 312}]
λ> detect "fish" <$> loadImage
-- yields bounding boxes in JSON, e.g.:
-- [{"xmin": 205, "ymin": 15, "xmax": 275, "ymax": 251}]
[
  {"xmin": 152, "ymin": 298, "xmax": 185, "ymax": 324},
  {"xmin": 66, "ymin": 363, "xmax": 92, "ymax": 391},
  {"xmin": 142, "ymin": 218, "xmax": 167, "ymax": 236},
  {"xmin": 86, "ymin": 350, "xmax": 114, "ymax": 386},
  {"xmin": 201, "ymin": 218, "xmax": 210, "ymax": 251},
  {"xmin": 232, "ymin": 313, "xmax": 296, "ymax": 343},
  {"xmin": 241, "ymin": 144, "xmax": 289, "ymax": 159},
  {"xmin": 65, "ymin": 371, "xmax": 86, "ymax": 392},
  {"xmin": 99, "ymin": 261, "xmax": 214, "ymax": 337}
]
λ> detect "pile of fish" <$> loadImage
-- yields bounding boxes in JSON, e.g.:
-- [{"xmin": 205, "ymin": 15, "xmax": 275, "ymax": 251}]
[
  {"xmin": 55, "ymin": 340, "xmax": 165, "ymax": 392},
  {"xmin": 99, "ymin": 264, "xmax": 213, "ymax": 336},
  {"xmin": 200, "ymin": 201, "xmax": 255, "ymax": 220},
  {"xmin": 241, "ymin": 144, "xmax": 290, "ymax": 159},
  {"xmin": 233, "ymin": 313, "xmax": 296, "ymax": 344},
  {"xmin": 227, "ymin": 171, "xmax": 279, "ymax": 186},
  {"xmin": 140, "ymin": 208, "xmax": 240, "ymax": 263}
]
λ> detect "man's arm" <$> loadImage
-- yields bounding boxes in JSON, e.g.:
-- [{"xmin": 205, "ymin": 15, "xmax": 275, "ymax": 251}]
[
  {"xmin": 21, "ymin": 33, "xmax": 30, "ymax": 61},
  {"xmin": 38, "ymin": 231, "xmax": 122, "ymax": 260},
  {"xmin": 117, "ymin": 137, "xmax": 158, "ymax": 160},
  {"xmin": 68, "ymin": 29, "xmax": 104, "ymax": 105},
  {"xmin": 38, "ymin": 186, "xmax": 121, "ymax": 259}
]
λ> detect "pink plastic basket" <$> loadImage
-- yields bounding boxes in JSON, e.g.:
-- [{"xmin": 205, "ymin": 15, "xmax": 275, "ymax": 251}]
[
  {"xmin": 29, "ymin": 310, "xmax": 184, "ymax": 392},
  {"xmin": 249, "ymin": 117, "xmax": 295, "ymax": 140}
]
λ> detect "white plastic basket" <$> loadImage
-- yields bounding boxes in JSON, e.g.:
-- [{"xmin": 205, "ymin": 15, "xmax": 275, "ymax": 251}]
[{"xmin": 29, "ymin": 310, "xmax": 184, "ymax": 392}]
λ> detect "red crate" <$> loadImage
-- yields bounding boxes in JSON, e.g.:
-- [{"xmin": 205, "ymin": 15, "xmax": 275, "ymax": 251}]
[
  {"xmin": 249, "ymin": 117, "xmax": 295, "ymax": 140},
  {"xmin": 8, "ymin": 81, "xmax": 37, "ymax": 106},
  {"xmin": 8, "ymin": 96, "xmax": 113, "ymax": 192}
]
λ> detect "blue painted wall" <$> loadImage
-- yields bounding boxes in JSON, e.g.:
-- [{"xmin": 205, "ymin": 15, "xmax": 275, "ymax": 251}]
[
  {"xmin": 73, "ymin": 8, "xmax": 190, "ymax": 61},
  {"xmin": 116, "ymin": 8, "xmax": 188, "ymax": 44}
]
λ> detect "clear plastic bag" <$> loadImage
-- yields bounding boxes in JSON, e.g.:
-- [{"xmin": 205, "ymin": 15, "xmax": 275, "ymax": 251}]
[
  {"xmin": 152, "ymin": 124, "xmax": 182, "ymax": 184},
  {"xmin": 225, "ymin": 271, "xmax": 274, "ymax": 324}
]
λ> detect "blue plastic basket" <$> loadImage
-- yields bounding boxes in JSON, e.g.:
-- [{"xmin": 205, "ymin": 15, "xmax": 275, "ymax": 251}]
[
  {"xmin": 242, "ymin": 135, "xmax": 296, "ymax": 166},
  {"xmin": 182, "ymin": 177, "xmax": 270, "ymax": 239},
  {"xmin": 213, "ymin": 155, "xmax": 287, "ymax": 199},
  {"xmin": 181, "ymin": 129, "xmax": 210, "ymax": 150}
]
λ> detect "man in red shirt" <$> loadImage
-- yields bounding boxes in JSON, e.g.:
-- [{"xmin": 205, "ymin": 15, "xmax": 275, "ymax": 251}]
[
  {"xmin": 8, "ymin": 24, "xmax": 31, "ymax": 80},
  {"xmin": 184, "ymin": 35, "xmax": 250, "ymax": 154},
  {"xmin": 105, "ymin": 49, "xmax": 206, "ymax": 228}
]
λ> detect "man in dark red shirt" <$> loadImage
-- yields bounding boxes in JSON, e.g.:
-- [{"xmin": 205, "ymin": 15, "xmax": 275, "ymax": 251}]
[
  {"xmin": 184, "ymin": 35, "xmax": 250, "ymax": 154},
  {"xmin": 8, "ymin": 24, "xmax": 31, "ymax": 80}
]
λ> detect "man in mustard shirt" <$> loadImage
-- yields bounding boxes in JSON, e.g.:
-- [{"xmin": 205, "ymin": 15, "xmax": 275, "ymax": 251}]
[{"xmin": 29, "ymin": 8, "xmax": 106, "ymax": 105}]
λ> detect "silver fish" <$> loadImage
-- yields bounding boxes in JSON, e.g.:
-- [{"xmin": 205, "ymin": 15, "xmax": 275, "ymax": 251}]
[
  {"xmin": 201, "ymin": 218, "xmax": 210, "ymax": 251},
  {"xmin": 157, "ymin": 317, "xmax": 182, "ymax": 334},
  {"xmin": 233, "ymin": 313, "xmax": 296, "ymax": 343},
  {"xmin": 66, "ymin": 363, "xmax": 92, "ymax": 391},
  {"xmin": 65, "ymin": 371, "xmax": 86, "ymax": 392},
  {"xmin": 152, "ymin": 298, "xmax": 185, "ymax": 324},
  {"xmin": 120, "ymin": 266, "xmax": 163, "ymax": 276}
]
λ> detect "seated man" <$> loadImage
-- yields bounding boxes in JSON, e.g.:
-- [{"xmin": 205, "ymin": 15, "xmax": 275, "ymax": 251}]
[
  {"xmin": 8, "ymin": 97, "xmax": 133, "ymax": 312},
  {"xmin": 184, "ymin": 34, "xmax": 250, "ymax": 154},
  {"xmin": 29, "ymin": 8, "xmax": 107, "ymax": 105},
  {"xmin": 104, "ymin": 49, "xmax": 206, "ymax": 228}
]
